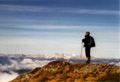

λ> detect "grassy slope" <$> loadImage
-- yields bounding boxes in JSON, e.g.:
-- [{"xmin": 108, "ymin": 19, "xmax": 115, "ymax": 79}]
[{"xmin": 11, "ymin": 61, "xmax": 120, "ymax": 82}]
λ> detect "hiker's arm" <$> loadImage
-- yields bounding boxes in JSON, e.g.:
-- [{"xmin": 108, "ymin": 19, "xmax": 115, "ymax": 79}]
[{"xmin": 82, "ymin": 39, "xmax": 85, "ymax": 43}]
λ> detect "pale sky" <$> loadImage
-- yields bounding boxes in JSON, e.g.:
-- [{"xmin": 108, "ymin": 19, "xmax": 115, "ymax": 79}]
[{"xmin": 0, "ymin": 0, "xmax": 119, "ymax": 58}]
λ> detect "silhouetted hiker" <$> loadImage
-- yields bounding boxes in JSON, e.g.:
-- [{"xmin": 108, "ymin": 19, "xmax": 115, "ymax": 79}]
[{"xmin": 82, "ymin": 32, "xmax": 95, "ymax": 63}]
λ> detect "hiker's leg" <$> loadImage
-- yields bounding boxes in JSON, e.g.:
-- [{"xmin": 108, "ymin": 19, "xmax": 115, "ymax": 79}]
[
  {"xmin": 88, "ymin": 47, "xmax": 91, "ymax": 61},
  {"xmin": 85, "ymin": 47, "xmax": 90, "ymax": 58},
  {"xmin": 85, "ymin": 47, "xmax": 91, "ymax": 63}
]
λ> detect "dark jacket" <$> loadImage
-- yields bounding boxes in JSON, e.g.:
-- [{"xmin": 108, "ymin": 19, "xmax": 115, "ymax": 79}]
[{"xmin": 82, "ymin": 35, "xmax": 95, "ymax": 47}]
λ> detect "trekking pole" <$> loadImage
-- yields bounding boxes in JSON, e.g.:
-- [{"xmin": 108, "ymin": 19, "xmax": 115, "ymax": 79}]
[{"xmin": 80, "ymin": 41, "xmax": 83, "ymax": 59}]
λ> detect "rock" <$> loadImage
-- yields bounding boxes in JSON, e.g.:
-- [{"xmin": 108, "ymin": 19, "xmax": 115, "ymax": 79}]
[{"xmin": 10, "ymin": 61, "xmax": 120, "ymax": 82}]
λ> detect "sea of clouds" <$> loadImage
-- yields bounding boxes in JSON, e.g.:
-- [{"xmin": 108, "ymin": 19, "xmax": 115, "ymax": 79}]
[
  {"xmin": 0, "ymin": 72, "xmax": 18, "ymax": 82},
  {"xmin": 0, "ymin": 58, "xmax": 51, "ymax": 82},
  {"xmin": 0, "ymin": 59, "xmax": 50, "ymax": 71},
  {"xmin": 0, "ymin": 54, "xmax": 120, "ymax": 82}
]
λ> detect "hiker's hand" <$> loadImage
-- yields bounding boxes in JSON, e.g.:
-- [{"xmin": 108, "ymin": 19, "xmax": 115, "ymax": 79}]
[{"xmin": 82, "ymin": 39, "xmax": 84, "ymax": 43}]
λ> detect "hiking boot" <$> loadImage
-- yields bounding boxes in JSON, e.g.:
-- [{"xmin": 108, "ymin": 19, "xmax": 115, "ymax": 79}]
[{"xmin": 85, "ymin": 60, "xmax": 90, "ymax": 64}]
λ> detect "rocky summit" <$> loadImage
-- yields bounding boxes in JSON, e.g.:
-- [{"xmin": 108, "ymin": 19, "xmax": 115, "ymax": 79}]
[{"xmin": 11, "ymin": 61, "xmax": 120, "ymax": 82}]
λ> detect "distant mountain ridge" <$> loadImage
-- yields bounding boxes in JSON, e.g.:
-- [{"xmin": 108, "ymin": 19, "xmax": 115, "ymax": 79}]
[
  {"xmin": 0, "ymin": 53, "xmax": 120, "ymax": 60},
  {"xmin": 11, "ymin": 61, "xmax": 120, "ymax": 82},
  {"xmin": 0, "ymin": 53, "xmax": 120, "ymax": 68}
]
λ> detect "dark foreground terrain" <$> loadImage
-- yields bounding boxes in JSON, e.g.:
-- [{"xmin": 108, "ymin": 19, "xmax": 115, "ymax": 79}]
[{"xmin": 11, "ymin": 61, "xmax": 120, "ymax": 82}]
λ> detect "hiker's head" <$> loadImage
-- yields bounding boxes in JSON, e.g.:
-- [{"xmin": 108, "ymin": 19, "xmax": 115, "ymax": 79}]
[{"xmin": 85, "ymin": 31, "xmax": 90, "ymax": 36}]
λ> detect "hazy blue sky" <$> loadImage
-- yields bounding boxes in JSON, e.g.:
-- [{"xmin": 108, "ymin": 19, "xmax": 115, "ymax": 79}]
[{"xmin": 0, "ymin": 0, "xmax": 119, "ymax": 58}]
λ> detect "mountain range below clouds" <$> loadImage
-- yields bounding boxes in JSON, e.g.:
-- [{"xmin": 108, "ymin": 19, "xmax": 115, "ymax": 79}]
[
  {"xmin": 0, "ymin": 53, "xmax": 120, "ymax": 82},
  {"xmin": 0, "ymin": 53, "xmax": 120, "ymax": 72}
]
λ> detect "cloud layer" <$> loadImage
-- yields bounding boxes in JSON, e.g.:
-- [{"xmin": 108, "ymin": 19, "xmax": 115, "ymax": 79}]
[
  {"xmin": 0, "ymin": 54, "xmax": 119, "ymax": 82},
  {"xmin": 0, "ymin": 59, "xmax": 50, "ymax": 71},
  {"xmin": 0, "ymin": 72, "xmax": 18, "ymax": 82},
  {"xmin": 0, "ymin": 4, "xmax": 119, "ymax": 15}
]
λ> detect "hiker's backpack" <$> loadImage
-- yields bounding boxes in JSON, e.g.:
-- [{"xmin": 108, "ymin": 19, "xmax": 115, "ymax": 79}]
[{"xmin": 89, "ymin": 36, "xmax": 95, "ymax": 47}]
